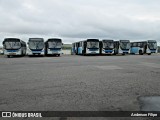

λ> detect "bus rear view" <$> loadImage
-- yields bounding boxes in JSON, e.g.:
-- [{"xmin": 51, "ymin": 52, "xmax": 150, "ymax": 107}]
[
  {"xmin": 45, "ymin": 38, "xmax": 62, "ymax": 56},
  {"xmin": 2, "ymin": 38, "xmax": 26, "ymax": 58},
  {"xmin": 27, "ymin": 38, "xmax": 45, "ymax": 56}
]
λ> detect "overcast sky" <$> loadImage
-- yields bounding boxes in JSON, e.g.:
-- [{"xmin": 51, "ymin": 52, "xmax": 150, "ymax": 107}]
[{"xmin": 0, "ymin": 0, "xmax": 160, "ymax": 45}]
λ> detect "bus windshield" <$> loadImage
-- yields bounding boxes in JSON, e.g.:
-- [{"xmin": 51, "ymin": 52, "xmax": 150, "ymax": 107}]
[
  {"xmin": 4, "ymin": 41, "xmax": 21, "ymax": 49},
  {"xmin": 148, "ymin": 42, "xmax": 157, "ymax": 50},
  {"xmin": 120, "ymin": 41, "xmax": 130, "ymax": 50},
  {"xmin": 103, "ymin": 41, "xmax": 114, "ymax": 49},
  {"xmin": 87, "ymin": 42, "xmax": 99, "ymax": 49},
  {"xmin": 29, "ymin": 41, "xmax": 44, "ymax": 50},
  {"xmin": 48, "ymin": 41, "xmax": 62, "ymax": 49}
]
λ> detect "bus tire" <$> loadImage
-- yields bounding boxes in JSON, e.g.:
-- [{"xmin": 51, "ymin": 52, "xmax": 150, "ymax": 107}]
[
  {"xmin": 82, "ymin": 50, "xmax": 85, "ymax": 56},
  {"xmin": 122, "ymin": 53, "xmax": 125, "ymax": 55},
  {"xmin": 139, "ymin": 50, "xmax": 143, "ymax": 55},
  {"xmin": 148, "ymin": 53, "xmax": 151, "ymax": 55},
  {"xmin": 7, "ymin": 55, "xmax": 10, "ymax": 58}
]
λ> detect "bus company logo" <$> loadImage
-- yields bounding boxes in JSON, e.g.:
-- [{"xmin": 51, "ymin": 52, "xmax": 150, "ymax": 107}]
[{"xmin": 2, "ymin": 112, "xmax": 11, "ymax": 117}]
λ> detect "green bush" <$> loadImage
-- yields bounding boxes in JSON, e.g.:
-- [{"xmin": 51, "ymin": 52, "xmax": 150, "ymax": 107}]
[{"xmin": 62, "ymin": 44, "xmax": 72, "ymax": 50}]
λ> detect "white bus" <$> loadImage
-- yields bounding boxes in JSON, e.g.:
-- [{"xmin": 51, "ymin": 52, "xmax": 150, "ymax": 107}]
[
  {"xmin": 77, "ymin": 39, "xmax": 100, "ymax": 55},
  {"xmin": 27, "ymin": 38, "xmax": 45, "ymax": 56},
  {"xmin": 100, "ymin": 40, "xmax": 114, "ymax": 55},
  {"xmin": 45, "ymin": 38, "xmax": 63, "ymax": 56},
  {"xmin": 130, "ymin": 40, "xmax": 157, "ymax": 55},
  {"xmin": 114, "ymin": 40, "xmax": 130, "ymax": 55},
  {"xmin": 2, "ymin": 38, "xmax": 26, "ymax": 58}
]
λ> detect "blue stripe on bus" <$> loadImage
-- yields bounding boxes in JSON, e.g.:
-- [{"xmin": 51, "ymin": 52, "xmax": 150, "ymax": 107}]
[
  {"xmin": 7, "ymin": 50, "xmax": 19, "ymax": 52},
  {"xmin": 88, "ymin": 48, "xmax": 99, "ymax": 51},
  {"xmin": 31, "ymin": 50, "xmax": 43, "ymax": 53},
  {"xmin": 104, "ymin": 50, "xmax": 113, "ymax": 53}
]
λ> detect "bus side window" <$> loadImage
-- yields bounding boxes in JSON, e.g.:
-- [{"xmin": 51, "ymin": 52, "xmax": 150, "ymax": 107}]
[{"xmin": 133, "ymin": 43, "xmax": 136, "ymax": 47}]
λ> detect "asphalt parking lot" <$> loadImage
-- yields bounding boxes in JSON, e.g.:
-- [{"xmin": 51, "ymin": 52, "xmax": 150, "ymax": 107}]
[{"xmin": 0, "ymin": 54, "xmax": 160, "ymax": 120}]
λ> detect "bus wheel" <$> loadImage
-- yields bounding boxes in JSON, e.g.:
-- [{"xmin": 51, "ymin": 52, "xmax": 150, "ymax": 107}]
[
  {"xmin": 122, "ymin": 53, "xmax": 125, "ymax": 55},
  {"xmin": 148, "ymin": 53, "xmax": 151, "ymax": 55},
  {"xmin": 139, "ymin": 50, "xmax": 143, "ymax": 55},
  {"xmin": 7, "ymin": 55, "xmax": 10, "ymax": 58}
]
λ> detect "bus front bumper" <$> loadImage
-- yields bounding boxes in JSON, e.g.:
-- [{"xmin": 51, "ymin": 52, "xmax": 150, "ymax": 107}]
[{"xmin": 27, "ymin": 51, "xmax": 44, "ymax": 55}]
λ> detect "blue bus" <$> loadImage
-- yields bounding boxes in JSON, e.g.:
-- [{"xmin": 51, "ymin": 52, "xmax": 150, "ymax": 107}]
[
  {"xmin": 45, "ymin": 38, "xmax": 62, "ymax": 56},
  {"xmin": 77, "ymin": 39, "xmax": 100, "ymax": 55},
  {"xmin": 27, "ymin": 38, "xmax": 45, "ymax": 56},
  {"xmin": 130, "ymin": 40, "xmax": 157, "ymax": 55},
  {"xmin": 3, "ymin": 38, "xmax": 26, "ymax": 58},
  {"xmin": 100, "ymin": 39, "xmax": 114, "ymax": 55},
  {"xmin": 114, "ymin": 40, "xmax": 130, "ymax": 55}
]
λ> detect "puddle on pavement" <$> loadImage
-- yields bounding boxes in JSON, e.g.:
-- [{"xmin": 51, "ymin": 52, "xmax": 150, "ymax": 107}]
[{"xmin": 138, "ymin": 96, "xmax": 160, "ymax": 111}]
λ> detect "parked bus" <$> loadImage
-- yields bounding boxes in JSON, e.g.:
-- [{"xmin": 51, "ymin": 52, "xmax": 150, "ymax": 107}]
[
  {"xmin": 2, "ymin": 38, "xmax": 26, "ymax": 58},
  {"xmin": 71, "ymin": 42, "xmax": 80, "ymax": 55},
  {"xmin": 27, "ymin": 38, "xmax": 45, "ymax": 56},
  {"xmin": 71, "ymin": 42, "xmax": 76, "ymax": 55},
  {"xmin": 100, "ymin": 39, "xmax": 114, "ymax": 55},
  {"xmin": 130, "ymin": 40, "xmax": 157, "ymax": 55},
  {"xmin": 77, "ymin": 39, "xmax": 100, "ymax": 55},
  {"xmin": 114, "ymin": 40, "xmax": 130, "ymax": 55},
  {"xmin": 45, "ymin": 38, "xmax": 62, "ymax": 56}
]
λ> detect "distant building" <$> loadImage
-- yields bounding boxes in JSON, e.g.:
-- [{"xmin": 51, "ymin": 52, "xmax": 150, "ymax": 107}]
[
  {"xmin": 62, "ymin": 50, "xmax": 71, "ymax": 55},
  {"xmin": 62, "ymin": 44, "xmax": 71, "ymax": 55}
]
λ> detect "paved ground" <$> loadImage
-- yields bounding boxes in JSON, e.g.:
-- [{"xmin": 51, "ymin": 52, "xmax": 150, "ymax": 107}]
[{"xmin": 0, "ymin": 54, "xmax": 160, "ymax": 120}]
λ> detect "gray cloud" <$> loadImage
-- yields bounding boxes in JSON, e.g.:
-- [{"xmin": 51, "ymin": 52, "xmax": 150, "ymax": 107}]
[{"xmin": 0, "ymin": 0, "xmax": 160, "ymax": 46}]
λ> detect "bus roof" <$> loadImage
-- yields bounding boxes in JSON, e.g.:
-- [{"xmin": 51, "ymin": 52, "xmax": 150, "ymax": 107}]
[
  {"xmin": 29, "ymin": 38, "xmax": 44, "ymax": 41},
  {"xmin": 131, "ymin": 41, "xmax": 146, "ymax": 43},
  {"xmin": 4, "ymin": 38, "xmax": 20, "ymax": 41},
  {"xmin": 120, "ymin": 40, "xmax": 130, "ymax": 41},
  {"xmin": 148, "ymin": 40, "xmax": 157, "ymax": 42},
  {"xmin": 86, "ymin": 39, "xmax": 99, "ymax": 42},
  {"xmin": 3, "ymin": 38, "xmax": 21, "ymax": 44},
  {"xmin": 114, "ymin": 40, "xmax": 130, "ymax": 42},
  {"xmin": 102, "ymin": 39, "xmax": 114, "ymax": 42},
  {"xmin": 3, "ymin": 38, "xmax": 24, "ymax": 44},
  {"xmin": 46, "ymin": 38, "xmax": 62, "ymax": 42}
]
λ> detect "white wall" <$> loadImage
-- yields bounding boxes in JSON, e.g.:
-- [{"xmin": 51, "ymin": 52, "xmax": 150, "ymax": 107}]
[{"xmin": 62, "ymin": 50, "xmax": 71, "ymax": 55}]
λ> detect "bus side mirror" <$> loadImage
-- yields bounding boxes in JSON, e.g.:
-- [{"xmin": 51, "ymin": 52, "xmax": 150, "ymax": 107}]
[{"xmin": 62, "ymin": 43, "xmax": 64, "ymax": 45}]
